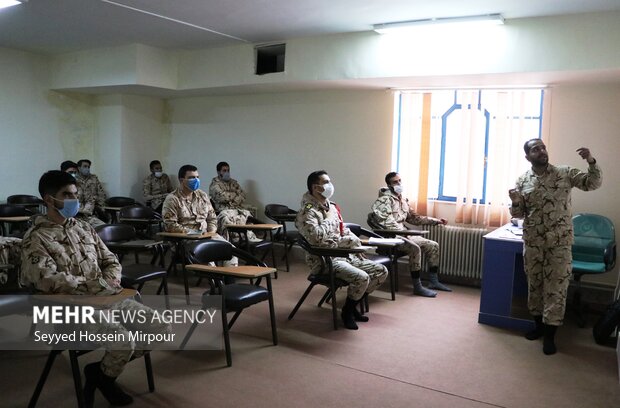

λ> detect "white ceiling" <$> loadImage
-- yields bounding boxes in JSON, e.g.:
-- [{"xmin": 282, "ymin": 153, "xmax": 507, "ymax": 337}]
[{"xmin": 2, "ymin": 0, "xmax": 620, "ymax": 55}]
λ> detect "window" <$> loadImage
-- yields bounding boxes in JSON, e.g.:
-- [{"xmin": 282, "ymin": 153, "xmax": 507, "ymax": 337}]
[{"xmin": 392, "ymin": 88, "xmax": 546, "ymax": 226}]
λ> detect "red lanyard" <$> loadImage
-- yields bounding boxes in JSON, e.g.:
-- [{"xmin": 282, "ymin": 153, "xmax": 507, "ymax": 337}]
[{"xmin": 333, "ymin": 202, "xmax": 345, "ymax": 236}]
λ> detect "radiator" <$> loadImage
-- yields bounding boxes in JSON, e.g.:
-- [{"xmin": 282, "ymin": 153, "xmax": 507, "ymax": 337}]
[{"xmin": 420, "ymin": 225, "xmax": 488, "ymax": 283}]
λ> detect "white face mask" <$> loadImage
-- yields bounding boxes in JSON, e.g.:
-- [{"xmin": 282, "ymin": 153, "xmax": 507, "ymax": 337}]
[
  {"xmin": 393, "ymin": 185, "xmax": 403, "ymax": 195},
  {"xmin": 154, "ymin": 171, "xmax": 163, "ymax": 178},
  {"xmin": 320, "ymin": 182, "xmax": 334, "ymax": 199}
]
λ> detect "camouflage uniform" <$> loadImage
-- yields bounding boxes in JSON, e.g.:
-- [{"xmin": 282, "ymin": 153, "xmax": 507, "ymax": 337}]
[
  {"xmin": 510, "ymin": 162, "xmax": 602, "ymax": 326},
  {"xmin": 161, "ymin": 188, "xmax": 237, "ymax": 266},
  {"xmin": 369, "ymin": 187, "xmax": 442, "ymax": 272},
  {"xmin": 143, "ymin": 173, "xmax": 173, "ymax": 210},
  {"xmin": 208, "ymin": 176, "xmax": 257, "ymax": 241},
  {"xmin": 0, "ymin": 237, "xmax": 22, "ymax": 287},
  {"xmin": 76, "ymin": 173, "xmax": 107, "ymax": 228},
  {"xmin": 296, "ymin": 193, "xmax": 388, "ymax": 301},
  {"xmin": 20, "ymin": 216, "xmax": 169, "ymax": 377}
]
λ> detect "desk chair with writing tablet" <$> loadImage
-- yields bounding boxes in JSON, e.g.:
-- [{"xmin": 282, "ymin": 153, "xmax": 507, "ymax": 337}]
[{"xmin": 182, "ymin": 239, "xmax": 277, "ymax": 366}]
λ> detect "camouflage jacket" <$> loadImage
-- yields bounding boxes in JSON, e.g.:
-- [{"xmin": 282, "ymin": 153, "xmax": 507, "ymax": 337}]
[
  {"xmin": 510, "ymin": 162, "xmax": 602, "ymax": 246},
  {"xmin": 295, "ymin": 192, "xmax": 361, "ymax": 271},
  {"xmin": 76, "ymin": 173, "xmax": 106, "ymax": 216},
  {"xmin": 208, "ymin": 177, "xmax": 246, "ymax": 212},
  {"xmin": 161, "ymin": 188, "xmax": 217, "ymax": 233},
  {"xmin": 20, "ymin": 216, "xmax": 122, "ymax": 295},
  {"xmin": 369, "ymin": 188, "xmax": 441, "ymax": 230},
  {"xmin": 143, "ymin": 173, "xmax": 173, "ymax": 209}
]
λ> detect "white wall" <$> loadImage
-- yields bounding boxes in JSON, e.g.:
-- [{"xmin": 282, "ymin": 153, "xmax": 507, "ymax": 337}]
[
  {"xmin": 0, "ymin": 48, "xmax": 62, "ymax": 199},
  {"xmin": 166, "ymin": 90, "xmax": 394, "ymax": 223},
  {"xmin": 547, "ymin": 84, "xmax": 620, "ymax": 286}
]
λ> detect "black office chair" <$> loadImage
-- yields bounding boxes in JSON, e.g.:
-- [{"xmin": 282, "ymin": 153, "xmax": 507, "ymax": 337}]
[
  {"xmin": 227, "ymin": 215, "xmax": 277, "ymax": 271},
  {"xmin": 0, "ymin": 204, "xmax": 33, "ymax": 237},
  {"xmin": 181, "ymin": 240, "xmax": 277, "ymax": 366},
  {"xmin": 96, "ymin": 224, "xmax": 169, "ymax": 301},
  {"xmin": 571, "ymin": 213, "xmax": 616, "ymax": 327},
  {"xmin": 289, "ymin": 237, "xmax": 369, "ymax": 329},
  {"xmin": 6, "ymin": 195, "xmax": 45, "ymax": 214},
  {"xmin": 344, "ymin": 222, "xmax": 404, "ymax": 301},
  {"xmin": 119, "ymin": 205, "xmax": 164, "ymax": 239},
  {"xmin": 264, "ymin": 204, "xmax": 299, "ymax": 272},
  {"xmin": 105, "ymin": 196, "xmax": 138, "ymax": 207}
]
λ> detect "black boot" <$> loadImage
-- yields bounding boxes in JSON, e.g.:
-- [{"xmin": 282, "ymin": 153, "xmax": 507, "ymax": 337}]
[
  {"xmin": 341, "ymin": 297, "xmax": 359, "ymax": 330},
  {"xmin": 543, "ymin": 324, "xmax": 557, "ymax": 355},
  {"xmin": 525, "ymin": 315, "xmax": 544, "ymax": 340},
  {"xmin": 84, "ymin": 362, "xmax": 133, "ymax": 407},
  {"xmin": 351, "ymin": 297, "xmax": 369, "ymax": 322}
]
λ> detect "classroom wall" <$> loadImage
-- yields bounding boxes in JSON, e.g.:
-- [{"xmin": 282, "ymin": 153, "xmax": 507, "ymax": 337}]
[
  {"xmin": 165, "ymin": 90, "xmax": 394, "ymax": 223},
  {"xmin": 547, "ymin": 84, "xmax": 620, "ymax": 287}
]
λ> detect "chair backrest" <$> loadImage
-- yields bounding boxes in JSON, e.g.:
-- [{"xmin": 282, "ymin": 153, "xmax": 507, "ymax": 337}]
[
  {"xmin": 105, "ymin": 196, "xmax": 137, "ymax": 207},
  {"xmin": 572, "ymin": 213, "xmax": 616, "ymax": 268},
  {"xmin": 95, "ymin": 224, "xmax": 136, "ymax": 243},
  {"xmin": 264, "ymin": 204, "xmax": 296, "ymax": 218},
  {"xmin": 185, "ymin": 240, "xmax": 265, "ymax": 266},
  {"xmin": 119, "ymin": 205, "xmax": 159, "ymax": 220},
  {"xmin": 6, "ymin": 195, "xmax": 43, "ymax": 206},
  {"xmin": 0, "ymin": 204, "xmax": 32, "ymax": 217}
]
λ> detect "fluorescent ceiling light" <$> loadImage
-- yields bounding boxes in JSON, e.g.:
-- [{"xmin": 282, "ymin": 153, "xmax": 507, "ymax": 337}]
[
  {"xmin": 0, "ymin": 0, "xmax": 24, "ymax": 10},
  {"xmin": 374, "ymin": 14, "xmax": 504, "ymax": 34}
]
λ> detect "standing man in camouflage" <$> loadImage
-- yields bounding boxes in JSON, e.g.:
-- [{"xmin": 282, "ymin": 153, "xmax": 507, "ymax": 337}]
[
  {"xmin": 208, "ymin": 161, "xmax": 257, "ymax": 240},
  {"xmin": 21, "ymin": 170, "xmax": 170, "ymax": 407},
  {"xmin": 162, "ymin": 164, "xmax": 236, "ymax": 265},
  {"xmin": 368, "ymin": 172, "xmax": 451, "ymax": 297},
  {"xmin": 76, "ymin": 159, "xmax": 107, "ymax": 228},
  {"xmin": 296, "ymin": 170, "xmax": 388, "ymax": 330},
  {"xmin": 509, "ymin": 140, "xmax": 601, "ymax": 355},
  {"xmin": 143, "ymin": 160, "xmax": 173, "ymax": 213}
]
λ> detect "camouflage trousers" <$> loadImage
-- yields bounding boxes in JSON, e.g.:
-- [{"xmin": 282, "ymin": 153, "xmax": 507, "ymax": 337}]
[
  {"xmin": 217, "ymin": 209, "xmax": 258, "ymax": 242},
  {"xmin": 523, "ymin": 244, "xmax": 572, "ymax": 326},
  {"xmin": 332, "ymin": 256, "xmax": 388, "ymax": 301},
  {"xmin": 397, "ymin": 236, "xmax": 440, "ymax": 272},
  {"xmin": 81, "ymin": 298, "xmax": 172, "ymax": 377}
]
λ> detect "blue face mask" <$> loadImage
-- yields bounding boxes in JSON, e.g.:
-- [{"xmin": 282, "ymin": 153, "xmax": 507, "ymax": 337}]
[
  {"xmin": 221, "ymin": 171, "xmax": 231, "ymax": 181},
  {"xmin": 52, "ymin": 198, "xmax": 80, "ymax": 219},
  {"xmin": 186, "ymin": 177, "xmax": 200, "ymax": 191}
]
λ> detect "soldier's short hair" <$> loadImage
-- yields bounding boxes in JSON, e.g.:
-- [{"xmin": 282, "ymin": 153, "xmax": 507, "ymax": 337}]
[
  {"xmin": 523, "ymin": 138, "xmax": 541, "ymax": 154},
  {"xmin": 385, "ymin": 172, "xmax": 399, "ymax": 185},
  {"xmin": 216, "ymin": 161, "xmax": 229, "ymax": 172},
  {"xmin": 307, "ymin": 170, "xmax": 328, "ymax": 194},
  {"xmin": 60, "ymin": 160, "xmax": 78, "ymax": 172},
  {"xmin": 178, "ymin": 164, "xmax": 198, "ymax": 180},
  {"xmin": 77, "ymin": 159, "xmax": 92, "ymax": 167},
  {"xmin": 149, "ymin": 160, "xmax": 161, "ymax": 170},
  {"xmin": 39, "ymin": 170, "xmax": 76, "ymax": 199}
]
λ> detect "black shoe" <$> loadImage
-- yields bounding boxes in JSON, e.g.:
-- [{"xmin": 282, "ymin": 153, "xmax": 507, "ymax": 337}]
[
  {"xmin": 543, "ymin": 324, "xmax": 557, "ymax": 355},
  {"xmin": 84, "ymin": 362, "xmax": 133, "ymax": 407},
  {"xmin": 525, "ymin": 315, "xmax": 544, "ymax": 340},
  {"xmin": 351, "ymin": 299, "xmax": 369, "ymax": 322},
  {"xmin": 341, "ymin": 297, "xmax": 359, "ymax": 330}
]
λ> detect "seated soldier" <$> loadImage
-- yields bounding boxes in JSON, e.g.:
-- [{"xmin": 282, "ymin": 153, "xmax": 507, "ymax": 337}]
[
  {"xmin": 368, "ymin": 172, "xmax": 451, "ymax": 297},
  {"xmin": 161, "ymin": 164, "xmax": 237, "ymax": 266},
  {"xmin": 208, "ymin": 161, "xmax": 258, "ymax": 241},
  {"xmin": 76, "ymin": 159, "xmax": 107, "ymax": 228},
  {"xmin": 21, "ymin": 170, "xmax": 170, "ymax": 407},
  {"xmin": 296, "ymin": 170, "xmax": 388, "ymax": 330},
  {"xmin": 143, "ymin": 160, "xmax": 173, "ymax": 213},
  {"xmin": 62, "ymin": 160, "xmax": 106, "ymax": 228}
]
